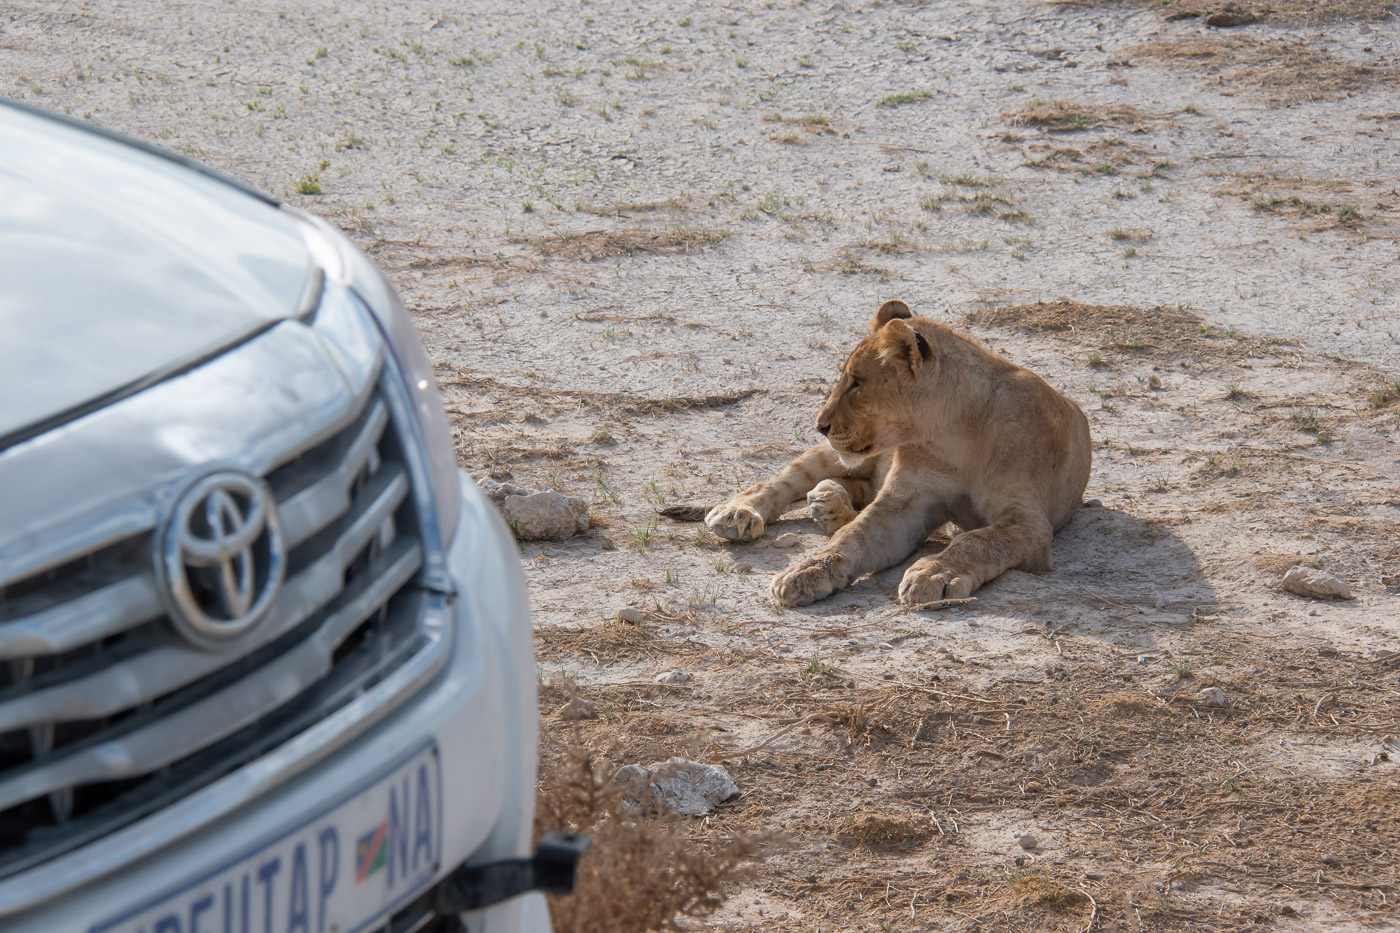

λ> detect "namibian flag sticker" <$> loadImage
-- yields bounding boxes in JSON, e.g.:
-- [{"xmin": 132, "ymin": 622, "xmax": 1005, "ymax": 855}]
[{"xmin": 355, "ymin": 821, "xmax": 389, "ymax": 883}]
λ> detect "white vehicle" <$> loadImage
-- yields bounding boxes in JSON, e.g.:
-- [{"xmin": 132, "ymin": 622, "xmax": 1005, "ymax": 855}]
[{"xmin": 0, "ymin": 98, "xmax": 583, "ymax": 933}]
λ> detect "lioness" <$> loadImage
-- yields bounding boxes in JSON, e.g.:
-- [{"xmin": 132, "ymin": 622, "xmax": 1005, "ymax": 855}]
[{"xmin": 705, "ymin": 299, "xmax": 1091, "ymax": 608}]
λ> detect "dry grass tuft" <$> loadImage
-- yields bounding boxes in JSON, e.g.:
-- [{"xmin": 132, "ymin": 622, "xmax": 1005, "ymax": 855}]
[
  {"xmin": 968, "ymin": 300, "xmax": 1205, "ymax": 354},
  {"xmin": 1131, "ymin": 36, "xmax": 1400, "ymax": 102},
  {"xmin": 1052, "ymin": 0, "xmax": 1395, "ymax": 24},
  {"xmin": 536, "ymin": 620, "xmax": 661, "ymax": 662},
  {"xmin": 1023, "ymin": 138, "xmax": 1165, "ymax": 176},
  {"xmin": 1004, "ymin": 99, "xmax": 1157, "ymax": 133},
  {"xmin": 536, "ymin": 750, "xmax": 770, "ymax": 933},
  {"xmin": 1085, "ymin": 691, "xmax": 1173, "ymax": 718},
  {"xmin": 1252, "ymin": 552, "xmax": 1322, "ymax": 573},
  {"xmin": 834, "ymin": 806, "xmax": 934, "ymax": 850},
  {"xmin": 532, "ymin": 226, "xmax": 730, "ymax": 260},
  {"xmin": 997, "ymin": 869, "xmax": 1087, "ymax": 910}
]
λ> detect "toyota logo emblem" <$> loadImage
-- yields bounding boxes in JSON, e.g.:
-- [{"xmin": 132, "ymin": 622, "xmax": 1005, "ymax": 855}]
[{"xmin": 158, "ymin": 470, "xmax": 286, "ymax": 649}]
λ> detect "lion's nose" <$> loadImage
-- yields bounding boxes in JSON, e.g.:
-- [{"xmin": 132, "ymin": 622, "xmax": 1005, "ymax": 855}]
[{"xmin": 816, "ymin": 421, "xmax": 831, "ymax": 436}]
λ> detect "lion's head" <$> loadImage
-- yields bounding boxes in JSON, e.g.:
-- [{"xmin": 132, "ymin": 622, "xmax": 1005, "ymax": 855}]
[{"xmin": 816, "ymin": 299, "xmax": 933, "ymax": 463}]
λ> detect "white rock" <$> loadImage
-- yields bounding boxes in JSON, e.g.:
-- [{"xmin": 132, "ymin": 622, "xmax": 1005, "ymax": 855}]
[
  {"xmin": 1196, "ymin": 686, "xmax": 1228, "ymax": 707},
  {"xmin": 503, "ymin": 491, "xmax": 589, "ymax": 540},
  {"xmin": 773, "ymin": 533, "xmax": 801, "ymax": 548},
  {"xmin": 1281, "ymin": 566, "xmax": 1354, "ymax": 601},
  {"xmin": 655, "ymin": 669, "xmax": 691, "ymax": 684},
  {"xmin": 615, "ymin": 758, "xmax": 738, "ymax": 817},
  {"xmin": 475, "ymin": 477, "xmax": 590, "ymax": 541},
  {"xmin": 617, "ymin": 607, "xmax": 642, "ymax": 624}
]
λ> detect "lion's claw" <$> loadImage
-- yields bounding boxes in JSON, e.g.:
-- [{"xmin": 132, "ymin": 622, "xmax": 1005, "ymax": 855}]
[
  {"xmin": 771, "ymin": 553, "xmax": 852, "ymax": 608},
  {"xmin": 898, "ymin": 559, "xmax": 975, "ymax": 605},
  {"xmin": 705, "ymin": 503, "xmax": 766, "ymax": 542},
  {"xmin": 806, "ymin": 479, "xmax": 857, "ymax": 535}
]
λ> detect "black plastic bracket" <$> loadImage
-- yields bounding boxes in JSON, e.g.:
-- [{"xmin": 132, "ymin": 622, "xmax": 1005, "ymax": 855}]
[{"xmin": 434, "ymin": 831, "xmax": 593, "ymax": 913}]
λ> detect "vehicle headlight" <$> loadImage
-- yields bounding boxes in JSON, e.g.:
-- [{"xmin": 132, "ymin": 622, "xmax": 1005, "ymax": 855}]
[{"xmin": 290, "ymin": 211, "xmax": 463, "ymax": 558}]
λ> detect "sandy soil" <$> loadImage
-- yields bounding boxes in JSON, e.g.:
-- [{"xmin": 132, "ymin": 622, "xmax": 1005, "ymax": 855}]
[{"xmin": 6, "ymin": 0, "xmax": 1399, "ymax": 929}]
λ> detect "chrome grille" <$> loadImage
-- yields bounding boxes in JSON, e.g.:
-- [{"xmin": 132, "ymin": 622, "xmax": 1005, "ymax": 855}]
[{"xmin": 0, "ymin": 375, "xmax": 433, "ymax": 878}]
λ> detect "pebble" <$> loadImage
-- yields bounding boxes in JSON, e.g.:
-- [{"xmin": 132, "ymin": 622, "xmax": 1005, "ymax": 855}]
[
  {"xmin": 1282, "ymin": 566, "xmax": 1353, "ymax": 601},
  {"xmin": 1321, "ymin": 853, "xmax": 1341, "ymax": 867},
  {"xmin": 1196, "ymin": 686, "xmax": 1228, "ymax": 707},
  {"xmin": 773, "ymin": 533, "xmax": 801, "ymax": 548},
  {"xmin": 617, "ymin": 607, "xmax": 642, "ymax": 624},
  {"xmin": 1017, "ymin": 834, "xmax": 1038, "ymax": 850},
  {"xmin": 1148, "ymin": 374, "xmax": 1163, "ymax": 390},
  {"xmin": 655, "ymin": 669, "xmax": 691, "ymax": 684},
  {"xmin": 732, "ymin": 562, "xmax": 753, "ymax": 573}
]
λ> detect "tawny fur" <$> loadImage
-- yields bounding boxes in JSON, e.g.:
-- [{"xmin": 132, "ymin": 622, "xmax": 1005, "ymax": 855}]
[{"xmin": 705, "ymin": 299, "xmax": 1091, "ymax": 608}]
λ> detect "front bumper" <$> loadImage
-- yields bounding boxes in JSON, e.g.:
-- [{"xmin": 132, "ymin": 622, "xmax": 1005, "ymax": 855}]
[{"xmin": 5, "ymin": 473, "xmax": 548, "ymax": 933}]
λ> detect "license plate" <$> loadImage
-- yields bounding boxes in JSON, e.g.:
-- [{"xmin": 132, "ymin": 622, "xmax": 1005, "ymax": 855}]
[{"xmin": 93, "ymin": 742, "xmax": 443, "ymax": 933}]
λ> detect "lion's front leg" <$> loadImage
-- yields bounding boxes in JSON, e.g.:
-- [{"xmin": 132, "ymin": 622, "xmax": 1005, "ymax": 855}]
[
  {"xmin": 707, "ymin": 444, "xmax": 861, "ymax": 542},
  {"xmin": 772, "ymin": 492, "xmax": 939, "ymax": 607},
  {"xmin": 898, "ymin": 514, "xmax": 1053, "ymax": 605}
]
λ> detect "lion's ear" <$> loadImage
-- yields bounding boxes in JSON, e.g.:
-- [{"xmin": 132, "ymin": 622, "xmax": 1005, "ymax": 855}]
[
  {"xmin": 878, "ymin": 318, "xmax": 927, "ymax": 382},
  {"xmin": 872, "ymin": 299, "xmax": 913, "ymax": 332}
]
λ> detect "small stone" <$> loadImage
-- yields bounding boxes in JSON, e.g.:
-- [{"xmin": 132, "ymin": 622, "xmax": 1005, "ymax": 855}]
[
  {"xmin": 1282, "ymin": 566, "xmax": 1354, "ymax": 601},
  {"xmin": 1205, "ymin": 10, "xmax": 1257, "ymax": 27},
  {"xmin": 773, "ymin": 533, "xmax": 801, "ymax": 548},
  {"xmin": 1321, "ymin": 853, "xmax": 1341, "ymax": 867},
  {"xmin": 879, "ymin": 642, "xmax": 894, "ymax": 650},
  {"xmin": 617, "ymin": 607, "xmax": 642, "ymax": 624},
  {"xmin": 560, "ymin": 696, "xmax": 597, "ymax": 721},
  {"xmin": 1196, "ymin": 686, "xmax": 1228, "ymax": 707},
  {"xmin": 1148, "ymin": 374, "xmax": 1163, "ymax": 390},
  {"xmin": 867, "ymin": 776, "xmax": 878, "ymax": 786},
  {"xmin": 655, "ymin": 669, "xmax": 691, "ymax": 684},
  {"xmin": 1017, "ymin": 834, "xmax": 1038, "ymax": 850},
  {"xmin": 732, "ymin": 561, "xmax": 753, "ymax": 573}
]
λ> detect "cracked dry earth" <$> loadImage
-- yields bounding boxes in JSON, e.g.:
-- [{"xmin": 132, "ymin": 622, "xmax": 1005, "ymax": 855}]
[{"xmin": 6, "ymin": 0, "xmax": 1400, "ymax": 929}]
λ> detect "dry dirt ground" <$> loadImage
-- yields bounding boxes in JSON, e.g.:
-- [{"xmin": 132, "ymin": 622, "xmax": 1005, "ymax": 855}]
[{"xmin": 6, "ymin": 0, "xmax": 1400, "ymax": 930}]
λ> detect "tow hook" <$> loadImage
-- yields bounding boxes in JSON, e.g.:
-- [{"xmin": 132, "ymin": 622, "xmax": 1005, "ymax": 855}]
[{"xmin": 434, "ymin": 831, "xmax": 593, "ymax": 913}]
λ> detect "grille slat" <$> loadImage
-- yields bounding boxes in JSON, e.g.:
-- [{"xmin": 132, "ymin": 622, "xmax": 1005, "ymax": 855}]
[
  {"xmin": 0, "ymin": 575, "xmax": 163, "ymax": 660},
  {"xmin": 277, "ymin": 398, "xmax": 390, "ymax": 547}
]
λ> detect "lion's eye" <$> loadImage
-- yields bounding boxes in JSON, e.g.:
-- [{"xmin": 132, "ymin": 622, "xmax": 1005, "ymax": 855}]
[{"xmin": 848, "ymin": 377, "xmax": 860, "ymax": 390}]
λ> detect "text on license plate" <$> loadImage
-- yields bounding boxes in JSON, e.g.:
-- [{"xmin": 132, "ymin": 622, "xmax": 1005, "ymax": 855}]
[{"xmin": 93, "ymin": 742, "xmax": 442, "ymax": 933}]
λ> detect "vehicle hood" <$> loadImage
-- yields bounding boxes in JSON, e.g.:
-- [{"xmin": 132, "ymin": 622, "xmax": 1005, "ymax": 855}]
[{"xmin": 0, "ymin": 101, "xmax": 314, "ymax": 445}]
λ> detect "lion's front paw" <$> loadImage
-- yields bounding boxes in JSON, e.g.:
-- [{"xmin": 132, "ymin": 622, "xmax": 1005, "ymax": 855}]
[
  {"xmin": 806, "ymin": 479, "xmax": 857, "ymax": 536},
  {"xmin": 770, "ymin": 554, "xmax": 851, "ymax": 608},
  {"xmin": 705, "ymin": 502, "xmax": 766, "ymax": 542},
  {"xmin": 898, "ymin": 559, "xmax": 976, "ymax": 606}
]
